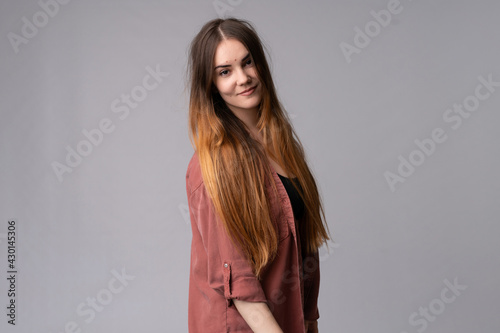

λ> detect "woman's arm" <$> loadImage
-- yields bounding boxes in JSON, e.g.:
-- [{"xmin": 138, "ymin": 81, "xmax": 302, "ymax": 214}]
[{"xmin": 233, "ymin": 299, "xmax": 283, "ymax": 333}]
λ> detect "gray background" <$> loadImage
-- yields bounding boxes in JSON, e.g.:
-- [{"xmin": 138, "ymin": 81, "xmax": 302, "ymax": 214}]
[{"xmin": 1, "ymin": 0, "xmax": 499, "ymax": 332}]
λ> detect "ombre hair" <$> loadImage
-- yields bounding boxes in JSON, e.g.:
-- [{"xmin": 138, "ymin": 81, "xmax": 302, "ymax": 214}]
[{"xmin": 187, "ymin": 17, "xmax": 331, "ymax": 278}]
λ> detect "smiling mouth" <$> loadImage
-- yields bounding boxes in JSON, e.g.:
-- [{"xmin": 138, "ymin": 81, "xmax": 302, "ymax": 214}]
[{"xmin": 239, "ymin": 85, "xmax": 257, "ymax": 96}]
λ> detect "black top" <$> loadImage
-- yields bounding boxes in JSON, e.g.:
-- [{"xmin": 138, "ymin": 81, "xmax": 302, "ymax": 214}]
[{"xmin": 277, "ymin": 173, "xmax": 305, "ymax": 220}]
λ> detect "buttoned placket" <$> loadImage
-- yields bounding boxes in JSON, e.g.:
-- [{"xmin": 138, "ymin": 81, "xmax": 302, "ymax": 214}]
[{"xmin": 270, "ymin": 169, "xmax": 307, "ymax": 330}]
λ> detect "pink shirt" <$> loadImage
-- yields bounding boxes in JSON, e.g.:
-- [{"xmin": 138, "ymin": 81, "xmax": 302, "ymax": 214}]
[{"xmin": 186, "ymin": 151, "xmax": 320, "ymax": 332}]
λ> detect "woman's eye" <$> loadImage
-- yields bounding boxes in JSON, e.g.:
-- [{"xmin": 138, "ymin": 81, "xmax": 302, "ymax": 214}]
[
  {"xmin": 245, "ymin": 59, "xmax": 253, "ymax": 66},
  {"xmin": 219, "ymin": 69, "xmax": 229, "ymax": 76}
]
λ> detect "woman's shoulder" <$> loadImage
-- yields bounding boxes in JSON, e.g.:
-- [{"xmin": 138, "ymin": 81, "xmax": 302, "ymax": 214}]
[{"xmin": 186, "ymin": 151, "xmax": 204, "ymax": 194}]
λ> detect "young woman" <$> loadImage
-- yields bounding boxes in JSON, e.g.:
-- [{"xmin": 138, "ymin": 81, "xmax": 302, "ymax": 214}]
[{"xmin": 185, "ymin": 17, "xmax": 331, "ymax": 333}]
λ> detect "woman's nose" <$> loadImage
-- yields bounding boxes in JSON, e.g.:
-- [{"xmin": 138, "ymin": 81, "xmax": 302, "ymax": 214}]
[{"xmin": 235, "ymin": 68, "xmax": 251, "ymax": 85}]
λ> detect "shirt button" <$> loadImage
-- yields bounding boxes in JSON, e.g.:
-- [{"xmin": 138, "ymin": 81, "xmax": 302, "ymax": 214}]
[{"xmin": 224, "ymin": 263, "xmax": 228, "ymax": 268}]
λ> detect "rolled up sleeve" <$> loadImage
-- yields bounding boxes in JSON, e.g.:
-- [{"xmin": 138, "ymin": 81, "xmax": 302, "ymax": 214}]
[{"xmin": 188, "ymin": 182, "xmax": 268, "ymax": 308}]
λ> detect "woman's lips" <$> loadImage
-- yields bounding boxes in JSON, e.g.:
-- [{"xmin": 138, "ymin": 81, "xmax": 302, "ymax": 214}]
[{"xmin": 239, "ymin": 85, "xmax": 257, "ymax": 96}]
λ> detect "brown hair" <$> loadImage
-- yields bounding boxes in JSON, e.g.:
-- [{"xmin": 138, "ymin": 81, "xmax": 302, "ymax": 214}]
[{"xmin": 187, "ymin": 17, "xmax": 331, "ymax": 278}]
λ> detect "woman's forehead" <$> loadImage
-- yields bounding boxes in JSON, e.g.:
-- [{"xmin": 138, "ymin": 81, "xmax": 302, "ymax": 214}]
[{"xmin": 214, "ymin": 39, "xmax": 250, "ymax": 65}]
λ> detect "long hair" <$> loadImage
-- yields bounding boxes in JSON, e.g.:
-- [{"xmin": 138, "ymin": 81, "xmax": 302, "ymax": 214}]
[{"xmin": 187, "ymin": 17, "xmax": 331, "ymax": 278}]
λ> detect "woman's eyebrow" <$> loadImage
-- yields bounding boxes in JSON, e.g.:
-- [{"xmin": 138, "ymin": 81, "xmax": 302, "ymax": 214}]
[{"xmin": 214, "ymin": 53, "xmax": 250, "ymax": 70}]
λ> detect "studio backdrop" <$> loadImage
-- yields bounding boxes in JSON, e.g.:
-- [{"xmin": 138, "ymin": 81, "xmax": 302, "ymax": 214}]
[{"xmin": 1, "ymin": 0, "xmax": 499, "ymax": 332}]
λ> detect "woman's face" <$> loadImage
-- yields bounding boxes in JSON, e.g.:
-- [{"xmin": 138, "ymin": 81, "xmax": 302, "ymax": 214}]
[{"xmin": 213, "ymin": 38, "xmax": 262, "ymax": 117}]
